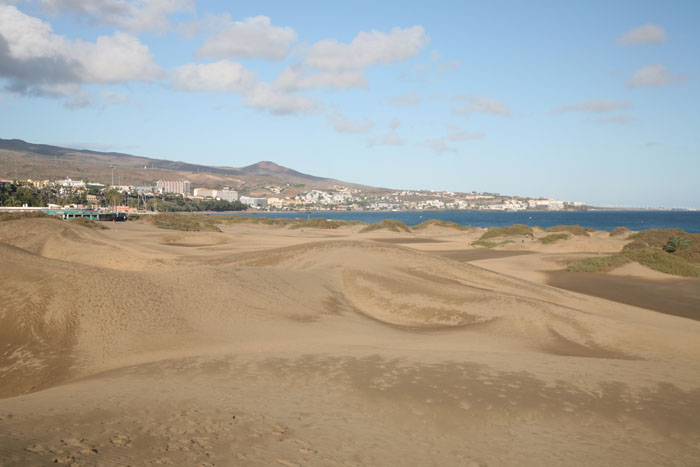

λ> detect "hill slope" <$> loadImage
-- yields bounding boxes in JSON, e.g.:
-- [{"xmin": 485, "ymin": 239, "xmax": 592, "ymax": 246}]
[{"xmin": 0, "ymin": 138, "xmax": 370, "ymax": 190}]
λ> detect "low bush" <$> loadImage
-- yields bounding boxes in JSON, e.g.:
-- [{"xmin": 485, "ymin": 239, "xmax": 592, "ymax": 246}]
[
  {"xmin": 479, "ymin": 224, "xmax": 533, "ymax": 240},
  {"xmin": 472, "ymin": 239, "xmax": 515, "ymax": 248},
  {"xmin": 545, "ymin": 225, "xmax": 590, "ymax": 236},
  {"xmin": 539, "ymin": 233, "xmax": 569, "ymax": 244},
  {"xmin": 360, "ymin": 219, "xmax": 411, "ymax": 233},
  {"xmin": 610, "ymin": 226, "xmax": 631, "ymax": 237},
  {"xmin": 566, "ymin": 255, "xmax": 630, "ymax": 273},
  {"xmin": 412, "ymin": 219, "xmax": 475, "ymax": 231},
  {"xmin": 0, "ymin": 211, "xmax": 53, "ymax": 222},
  {"xmin": 149, "ymin": 213, "xmax": 222, "ymax": 232}
]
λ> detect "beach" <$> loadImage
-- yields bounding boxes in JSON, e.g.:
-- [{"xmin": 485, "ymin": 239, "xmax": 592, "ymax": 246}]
[{"xmin": 1, "ymin": 216, "xmax": 699, "ymax": 466}]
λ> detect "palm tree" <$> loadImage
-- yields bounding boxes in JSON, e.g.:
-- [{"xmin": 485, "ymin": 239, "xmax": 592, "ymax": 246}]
[{"xmin": 663, "ymin": 236, "xmax": 691, "ymax": 253}]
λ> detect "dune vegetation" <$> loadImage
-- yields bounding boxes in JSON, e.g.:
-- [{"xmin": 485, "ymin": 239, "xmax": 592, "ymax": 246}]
[
  {"xmin": 610, "ymin": 226, "xmax": 631, "ymax": 237},
  {"xmin": 360, "ymin": 219, "xmax": 411, "ymax": 233},
  {"xmin": 478, "ymin": 224, "xmax": 533, "ymax": 240},
  {"xmin": 539, "ymin": 233, "xmax": 570, "ymax": 244},
  {"xmin": 546, "ymin": 224, "xmax": 591, "ymax": 236},
  {"xmin": 412, "ymin": 219, "xmax": 475, "ymax": 231},
  {"xmin": 472, "ymin": 239, "xmax": 516, "ymax": 248},
  {"xmin": 568, "ymin": 228, "xmax": 700, "ymax": 277}
]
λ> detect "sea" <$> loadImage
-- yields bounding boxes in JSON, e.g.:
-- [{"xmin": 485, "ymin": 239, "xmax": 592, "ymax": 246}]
[{"xmin": 211, "ymin": 210, "xmax": 700, "ymax": 233}]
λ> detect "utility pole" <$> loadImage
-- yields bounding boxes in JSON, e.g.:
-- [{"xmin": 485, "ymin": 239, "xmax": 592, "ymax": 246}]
[{"xmin": 110, "ymin": 165, "xmax": 116, "ymax": 186}]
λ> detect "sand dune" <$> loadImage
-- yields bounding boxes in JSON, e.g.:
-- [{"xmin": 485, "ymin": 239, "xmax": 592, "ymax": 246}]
[{"xmin": 1, "ymin": 217, "xmax": 699, "ymax": 466}]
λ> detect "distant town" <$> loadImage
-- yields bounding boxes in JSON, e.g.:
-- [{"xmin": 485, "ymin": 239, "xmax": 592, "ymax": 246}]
[{"xmin": 0, "ymin": 176, "xmax": 591, "ymax": 214}]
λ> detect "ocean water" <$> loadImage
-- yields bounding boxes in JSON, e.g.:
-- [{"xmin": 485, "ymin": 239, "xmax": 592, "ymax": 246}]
[{"xmin": 211, "ymin": 210, "xmax": 700, "ymax": 233}]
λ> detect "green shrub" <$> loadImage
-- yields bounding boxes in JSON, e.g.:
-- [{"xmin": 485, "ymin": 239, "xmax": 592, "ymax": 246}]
[
  {"xmin": 150, "ymin": 213, "xmax": 222, "ymax": 232},
  {"xmin": 624, "ymin": 229, "xmax": 700, "ymax": 264},
  {"xmin": 479, "ymin": 224, "xmax": 533, "ymax": 240},
  {"xmin": 539, "ymin": 233, "xmax": 569, "ymax": 244},
  {"xmin": 566, "ymin": 255, "xmax": 630, "ymax": 273},
  {"xmin": 0, "ymin": 211, "xmax": 53, "ymax": 222},
  {"xmin": 360, "ymin": 219, "xmax": 411, "ymax": 233},
  {"xmin": 288, "ymin": 218, "xmax": 360, "ymax": 230},
  {"xmin": 663, "ymin": 236, "xmax": 691, "ymax": 253},
  {"xmin": 623, "ymin": 248, "xmax": 699, "ymax": 278},
  {"xmin": 610, "ymin": 226, "xmax": 630, "ymax": 237},
  {"xmin": 472, "ymin": 239, "xmax": 515, "ymax": 248},
  {"xmin": 412, "ymin": 219, "xmax": 475, "ymax": 231},
  {"xmin": 567, "ymin": 247, "xmax": 700, "ymax": 278},
  {"xmin": 545, "ymin": 224, "xmax": 590, "ymax": 236}
]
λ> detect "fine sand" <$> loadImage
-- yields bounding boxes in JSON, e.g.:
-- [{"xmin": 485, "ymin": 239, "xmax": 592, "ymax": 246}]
[{"xmin": 1, "ymin": 217, "xmax": 699, "ymax": 466}]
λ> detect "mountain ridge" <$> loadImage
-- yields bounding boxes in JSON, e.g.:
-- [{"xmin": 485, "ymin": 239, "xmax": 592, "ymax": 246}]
[{"xmin": 0, "ymin": 138, "xmax": 376, "ymax": 191}]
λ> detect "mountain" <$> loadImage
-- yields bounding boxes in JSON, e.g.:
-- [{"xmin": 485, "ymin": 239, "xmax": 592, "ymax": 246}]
[{"xmin": 0, "ymin": 138, "xmax": 372, "ymax": 191}]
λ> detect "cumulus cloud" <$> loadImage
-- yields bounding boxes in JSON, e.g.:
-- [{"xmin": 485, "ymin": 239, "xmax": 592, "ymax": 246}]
[
  {"xmin": 387, "ymin": 92, "xmax": 420, "ymax": 106},
  {"xmin": 101, "ymin": 89, "xmax": 129, "ymax": 105},
  {"xmin": 553, "ymin": 98, "xmax": 631, "ymax": 114},
  {"xmin": 0, "ymin": 5, "xmax": 160, "ymax": 97},
  {"xmin": 615, "ymin": 24, "xmax": 666, "ymax": 45},
  {"xmin": 451, "ymin": 94, "xmax": 511, "ymax": 117},
  {"xmin": 329, "ymin": 112, "xmax": 374, "ymax": 134},
  {"xmin": 41, "ymin": 0, "xmax": 193, "ymax": 33},
  {"xmin": 172, "ymin": 60, "xmax": 256, "ymax": 93},
  {"xmin": 389, "ymin": 117, "xmax": 401, "ymax": 131},
  {"xmin": 196, "ymin": 15, "xmax": 297, "ymax": 60},
  {"xmin": 438, "ymin": 59, "xmax": 460, "ymax": 75},
  {"xmin": 275, "ymin": 65, "xmax": 367, "ymax": 91},
  {"xmin": 445, "ymin": 125, "xmax": 484, "ymax": 141},
  {"xmin": 306, "ymin": 26, "xmax": 429, "ymax": 71},
  {"xmin": 369, "ymin": 133, "xmax": 405, "ymax": 147},
  {"xmin": 626, "ymin": 64, "xmax": 685, "ymax": 87},
  {"xmin": 588, "ymin": 114, "xmax": 634, "ymax": 125},
  {"xmin": 422, "ymin": 138, "xmax": 457, "ymax": 155},
  {"xmin": 243, "ymin": 83, "xmax": 321, "ymax": 115},
  {"xmin": 172, "ymin": 59, "xmax": 321, "ymax": 115}
]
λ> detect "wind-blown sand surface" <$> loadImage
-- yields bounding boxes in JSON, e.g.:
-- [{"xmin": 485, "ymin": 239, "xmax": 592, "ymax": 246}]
[{"xmin": 1, "ymin": 217, "xmax": 699, "ymax": 466}]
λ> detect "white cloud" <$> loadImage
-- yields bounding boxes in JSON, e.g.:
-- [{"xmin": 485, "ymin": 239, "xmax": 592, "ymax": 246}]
[
  {"xmin": 369, "ymin": 133, "xmax": 405, "ymax": 147},
  {"xmin": 329, "ymin": 112, "xmax": 374, "ymax": 134},
  {"xmin": 306, "ymin": 25, "xmax": 429, "ymax": 71},
  {"xmin": 422, "ymin": 138, "xmax": 457, "ymax": 154},
  {"xmin": 172, "ymin": 60, "xmax": 321, "ymax": 115},
  {"xmin": 275, "ymin": 65, "xmax": 367, "ymax": 91},
  {"xmin": 41, "ymin": 0, "xmax": 193, "ymax": 33},
  {"xmin": 589, "ymin": 114, "xmax": 634, "ymax": 125},
  {"xmin": 438, "ymin": 59, "xmax": 460, "ymax": 75},
  {"xmin": 553, "ymin": 98, "xmax": 631, "ymax": 114},
  {"xmin": 172, "ymin": 60, "xmax": 256, "ymax": 93},
  {"xmin": 389, "ymin": 117, "xmax": 401, "ymax": 131},
  {"xmin": 64, "ymin": 88, "xmax": 93, "ymax": 109},
  {"xmin": 616, "ymin": 24, "xmax": 666, "ymax": 45},
  {"xmin": 387, "ymin": 92, "xmax": 420, "ymax": 106},
  {"xmin": 0, "ymin": 5, "xmax": 160, "ymax": 97},
  {"xmin": 196, "ymin": 15, "xmax": 297, "ymax": 60},
  {"xmin": 244, "ymin": 83, "xmax": 321, "ymax": 115},
  {"xmin": 445, "ymin": 125, "xmax": 484, "ymax": 141},
  {"xmin": 451, "ymin": 94, "xmax": 511, "ymax": 117},
  {"xmin": 626, "ymin": 64, "xmax": 685, "ymax": 87},
  {"xmin": 76, "ymin": 32, "xmax": 161, "ymax": 83},
  {"xmin": 101, "ymin": 89, "xmax": 129, "ymax": 104}
]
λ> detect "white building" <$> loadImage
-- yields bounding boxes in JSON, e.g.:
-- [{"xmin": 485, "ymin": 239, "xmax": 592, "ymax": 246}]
[
  {"xmin": 217, "ymin": 188, "xmax": 238, "ymax": 202},
  {"xmin": 156, "ymin": 180, "xmax": 190, "ymax": 195},
  {"xmin": 193, "ymin": 188, "xmax": 218, "ymax": 198},
  {"xmin": 56, "ymin": 178, "xmax": 86, "ymax": 188},
  {"xmin": 239, "ymin": 196, "xmax": 267, "ymax": 208}
]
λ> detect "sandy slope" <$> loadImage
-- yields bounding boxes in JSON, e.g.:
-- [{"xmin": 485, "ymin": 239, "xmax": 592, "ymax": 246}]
[{"xmin": 0, "ymin": 218, "xmax": 699, "ymax": 466}]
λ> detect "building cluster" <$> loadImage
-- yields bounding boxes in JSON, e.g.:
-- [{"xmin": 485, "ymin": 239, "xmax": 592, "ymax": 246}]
[{"xmin": 3, "ymin": 177, "xmax": 588, "ymax": 212}]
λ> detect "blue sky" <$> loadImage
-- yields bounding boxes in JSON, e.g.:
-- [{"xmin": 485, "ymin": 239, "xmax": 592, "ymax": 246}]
[{"xmin": 1, "ymin": 0, "xmax": 698, "ymax": 207}]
